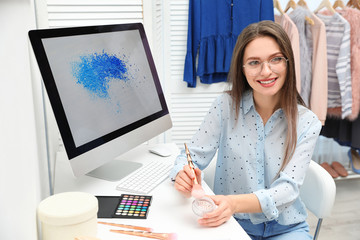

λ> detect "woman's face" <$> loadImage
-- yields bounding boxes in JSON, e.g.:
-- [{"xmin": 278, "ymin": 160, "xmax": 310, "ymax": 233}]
[{"xmin": 242, "ymin": 36, "xmax": 287, "ymax": 100}]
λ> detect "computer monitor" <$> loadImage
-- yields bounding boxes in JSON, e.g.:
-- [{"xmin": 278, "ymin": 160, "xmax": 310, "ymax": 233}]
[{"xmin": 29, "ymin": 23, "xmax": 172, "ymax": 181}]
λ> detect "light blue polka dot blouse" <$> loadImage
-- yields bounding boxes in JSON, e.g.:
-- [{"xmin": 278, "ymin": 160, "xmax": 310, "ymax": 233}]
[{"xmin": 170, "ymin": 90, "xmax": 322, "ymax": 225}]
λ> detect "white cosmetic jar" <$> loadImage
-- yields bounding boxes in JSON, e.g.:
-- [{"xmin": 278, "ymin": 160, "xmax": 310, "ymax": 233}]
[
  {"xmin": 192, "ymin": 196, "xmax": 216, "ymax": 217},
  {"xmin": 37, "ymin": 192, "xmax": 98, "ymax": 240}
]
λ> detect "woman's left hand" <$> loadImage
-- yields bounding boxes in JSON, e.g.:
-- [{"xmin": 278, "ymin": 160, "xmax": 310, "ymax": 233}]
[{"xmin": 197, "ymin": 195, "xmax": 235, "ymax": 227}]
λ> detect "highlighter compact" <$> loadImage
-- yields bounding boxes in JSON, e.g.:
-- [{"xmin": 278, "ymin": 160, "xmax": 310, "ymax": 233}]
[{"xmin": 192, "ymin": 196, "xmax": 216, "ymax": 217}]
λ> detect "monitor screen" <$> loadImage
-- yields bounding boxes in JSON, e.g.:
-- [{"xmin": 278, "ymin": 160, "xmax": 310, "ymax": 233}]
[{"xmin": 29, "ymin": 23, "xmax": 172, "ymax": 180}]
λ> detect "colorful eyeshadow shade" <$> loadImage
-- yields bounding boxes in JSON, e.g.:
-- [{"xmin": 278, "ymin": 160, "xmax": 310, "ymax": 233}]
[{"xmin": 113, "ymin": 194, "xmax": 152, "ymax": 219}]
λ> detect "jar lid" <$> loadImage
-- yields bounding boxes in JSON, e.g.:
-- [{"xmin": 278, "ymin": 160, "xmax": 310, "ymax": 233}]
[{"xmin": 38, "ymin": 192, "xmax": 98, "ymax": 226}]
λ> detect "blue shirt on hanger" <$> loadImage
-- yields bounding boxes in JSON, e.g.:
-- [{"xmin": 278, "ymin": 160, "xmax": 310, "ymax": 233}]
[{"xmin": 183, "ymin": 0, "xmax": 274, "ymax": 87}]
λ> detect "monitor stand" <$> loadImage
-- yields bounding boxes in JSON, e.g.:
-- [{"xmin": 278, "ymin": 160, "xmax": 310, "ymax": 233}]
[{"xmin": 86, "ymin": 160, "xmax": 143, "ymax": 182}]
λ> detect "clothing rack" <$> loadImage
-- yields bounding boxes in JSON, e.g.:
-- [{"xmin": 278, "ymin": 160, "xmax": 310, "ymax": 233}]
[{"xmin": 275, "ymin": 0, "xmax": 360, "ymax": 180}]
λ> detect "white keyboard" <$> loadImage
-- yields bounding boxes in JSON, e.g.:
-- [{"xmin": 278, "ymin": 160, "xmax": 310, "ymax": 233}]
[{"xmin": 116, "ymin": 160, "xmax": 173, "ymax": 194}]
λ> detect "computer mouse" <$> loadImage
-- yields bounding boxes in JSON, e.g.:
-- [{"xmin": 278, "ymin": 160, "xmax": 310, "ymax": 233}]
[{"xmin": 149, "ymin": 145, "xmax": 172, "ymax": 157}]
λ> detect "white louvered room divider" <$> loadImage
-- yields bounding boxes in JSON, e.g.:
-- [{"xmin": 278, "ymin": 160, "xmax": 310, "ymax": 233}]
[
  {"xmin": 165, "ymin": 0, "xmax": 227, "ymax": 148},
  {"xmin": 46, "ymin": 0, "xmax": 144, "ymax": 27}
]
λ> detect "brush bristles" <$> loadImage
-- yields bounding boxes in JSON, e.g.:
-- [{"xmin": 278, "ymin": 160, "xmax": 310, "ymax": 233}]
[
  {"xmin": 167, "ymin": 233, "xmax": 178, "ymax": 240},
  {"xmin": 191, "ymin": 184, "xmax": 205, "ymax": 198}
]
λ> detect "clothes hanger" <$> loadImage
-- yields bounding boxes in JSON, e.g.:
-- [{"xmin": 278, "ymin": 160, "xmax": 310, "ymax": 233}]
[
  {"xmin": 277, "ymin": 0, "xmax": 313, "ymax": 25},
  {"xmin": 304, "ymin": 16, "xmax": 314, "ymax": 25},
  {"xmin": 314, "ymin": 0, "xmax": 336, "ymax": 14},
  {"xmin": 356, "ymin": 0, "xmax": 360, "ymax": 9},
  {"xmin": 346, "ymin": 0, "xmax": 360, "ymax": 9},
  {"xmin": 297, "ymin": 0, "xmax": 308, "ymax": 8},
  {"xmin": 284, "ymin": 0, "xmax": 297, "ymax": 13},
  {"xmin": 296, "ymin": 0, "xmax": 314, "ymax": 25},
  {"xmin": 333, "ymin": 0, "xmax": 345, "ymax": 9},
  {"xmin": 273, "ymin": 0, "xmax": 285, "ymax": 15}
]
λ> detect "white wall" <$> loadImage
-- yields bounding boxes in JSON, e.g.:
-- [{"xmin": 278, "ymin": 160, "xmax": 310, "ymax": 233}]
[{"xmin": 0, "ymin": 0, "xmax": 48, "ymax": 239}]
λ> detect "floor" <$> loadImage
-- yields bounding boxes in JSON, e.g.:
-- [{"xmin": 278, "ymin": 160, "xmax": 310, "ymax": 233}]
[{"xmin": 307, "ymin": 177, "xmax": 360, "ymax": 240}]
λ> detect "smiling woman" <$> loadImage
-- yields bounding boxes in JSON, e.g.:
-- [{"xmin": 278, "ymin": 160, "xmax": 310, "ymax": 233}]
[
  {"xmin": 229, "ymin": 21, "xmax": 303, "ymax": 163},
  {"xmin": 242, "ymin": 36, "xmax": 287, "ymax": 102},
  {"xmin": 170, "ymin": 20, "xmax": 322, "ymax": 240}
]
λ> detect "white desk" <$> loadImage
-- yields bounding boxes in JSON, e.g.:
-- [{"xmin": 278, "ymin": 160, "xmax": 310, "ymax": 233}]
[{"xmin": 54, "ymin": 143, "xmax": 251, "ymax": 240}]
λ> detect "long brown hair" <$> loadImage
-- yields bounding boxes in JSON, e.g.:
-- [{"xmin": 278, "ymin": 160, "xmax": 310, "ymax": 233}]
[{"xmin": 227, "ymin": 20, "xmax": 305, "ymax": 176}]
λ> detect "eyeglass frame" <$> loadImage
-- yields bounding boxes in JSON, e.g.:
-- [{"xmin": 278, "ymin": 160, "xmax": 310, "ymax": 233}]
[{"xmin": 242, "ymin": 56, "xmax": 289, "ymax": 76}]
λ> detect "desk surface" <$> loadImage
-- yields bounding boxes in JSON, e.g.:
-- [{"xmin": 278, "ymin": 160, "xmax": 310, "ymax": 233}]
[{"xmin": 54, "ymin": 143, "xmax": 251, "ymax": 240}]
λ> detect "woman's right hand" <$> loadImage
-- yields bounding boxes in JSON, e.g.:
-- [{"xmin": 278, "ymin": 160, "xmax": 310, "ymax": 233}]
[{"xmin": 174, "ymin": 165, "xmax": 202, "ymax": 198}]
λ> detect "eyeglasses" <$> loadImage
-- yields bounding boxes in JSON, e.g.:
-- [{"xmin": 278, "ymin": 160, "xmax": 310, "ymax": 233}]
[{"xmin": 243, "ymin": 56, "xmax": 288, "ymax": 76}]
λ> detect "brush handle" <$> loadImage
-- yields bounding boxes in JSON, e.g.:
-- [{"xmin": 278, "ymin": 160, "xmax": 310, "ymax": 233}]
[
  {"xmin": 110, "ymin": 229, "xmax": 170, "ymax": 240},
  {"xmin": 190, "ymin": 167, "xmax": 199, "ymax": 185},
  {"xmin": 184, "ymin": 143, "xmax": 199, "ymax": 185},
  {"xmin": 98, "ymin": 221, "xmax": 152, "ymax": 232}
]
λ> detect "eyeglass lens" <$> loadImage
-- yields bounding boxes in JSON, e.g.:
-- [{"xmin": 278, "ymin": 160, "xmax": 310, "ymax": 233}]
[{"xmin": 244, "ymin": 57, "xmax": 287, "ymax": 76}]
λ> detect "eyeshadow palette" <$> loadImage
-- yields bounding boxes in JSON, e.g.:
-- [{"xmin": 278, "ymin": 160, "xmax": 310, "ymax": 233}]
[{"xmin": 113, "ymin": 194, "xmax": 152, "ymax": 219}]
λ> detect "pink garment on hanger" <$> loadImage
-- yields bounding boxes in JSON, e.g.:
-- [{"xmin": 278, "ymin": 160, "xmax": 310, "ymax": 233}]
[
  {"xmin": 309, "ymin": 12, "xmax": 328, "ymax": 125},
  {"xmin": 275, "ymin": 14, "xmax": 301, "ymax": 93}
]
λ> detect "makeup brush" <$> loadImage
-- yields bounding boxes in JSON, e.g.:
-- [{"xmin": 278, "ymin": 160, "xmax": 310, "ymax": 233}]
[
  {"xmin": 184, "ymin": 143, "xmax": 206, "ymax": 199},
  {"xmin": 98, "ymin": 221, "xmax": 153, "ymax": 232},
  {"xmin": 110, "ymin": 229, "xmax": 177, "ymax": 240}
]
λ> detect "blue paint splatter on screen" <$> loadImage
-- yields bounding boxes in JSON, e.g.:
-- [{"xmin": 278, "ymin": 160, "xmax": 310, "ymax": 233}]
[{"xmin": 71, "ymin": 51, "xmax": 129, "ymax": 99}]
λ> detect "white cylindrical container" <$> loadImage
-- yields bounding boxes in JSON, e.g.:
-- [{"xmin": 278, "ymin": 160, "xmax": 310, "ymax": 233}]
[
  {"xmin": 38, "ymin": 192, "xmax": 98, "ymax": 240},
  {"xmin": 192, "ymin": 196, "xmax": 216, "ymax": 217}
]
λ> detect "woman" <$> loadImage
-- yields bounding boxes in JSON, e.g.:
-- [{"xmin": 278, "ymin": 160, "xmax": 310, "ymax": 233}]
[{"xmin": 170, "ymin": 21, "xmax": 321, "ymax": 239}]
